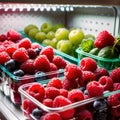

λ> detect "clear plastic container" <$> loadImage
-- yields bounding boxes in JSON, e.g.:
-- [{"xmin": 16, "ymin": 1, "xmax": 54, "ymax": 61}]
[
  {"xmin": 19, "ymin": 31, "xmax": 78, "ymax": 65},
  {"xmin": 0, "ymin": 64, "xmax": 64, "ymax": 105},
  {"xmin": 76, "ymin": 47, "xmax": 120, "ymax": 71},
  {"xmin": 19, "ymin": 82, "xmax": 120, "ymax": 120}
]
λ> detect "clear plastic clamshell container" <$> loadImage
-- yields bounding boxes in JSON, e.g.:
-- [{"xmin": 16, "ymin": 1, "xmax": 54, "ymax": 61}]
[{"xmin": 19, "ymin": 82, "xmax": 120, "ymax": 120}]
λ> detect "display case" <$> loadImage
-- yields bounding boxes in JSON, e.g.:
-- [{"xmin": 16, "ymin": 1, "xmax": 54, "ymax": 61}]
[{"xmin": 0, "ymin": 1, "xmax": 120, "ymax": 120}]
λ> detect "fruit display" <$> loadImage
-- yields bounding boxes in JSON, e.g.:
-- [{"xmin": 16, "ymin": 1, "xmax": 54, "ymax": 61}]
[
  {"xmin": 22, "ymin": 22, "xmax": 93, "ymax": 64},
  {"xmin": 76, "ymin": 30, "xmax": 120, "ymax": 71},
  {"xmin": 0, "ymin": 29, "xmax": 66, "ymax": 105},
  {"xmin": 19, "ymin": 57, "xmax": 120, "ymax": 120}
]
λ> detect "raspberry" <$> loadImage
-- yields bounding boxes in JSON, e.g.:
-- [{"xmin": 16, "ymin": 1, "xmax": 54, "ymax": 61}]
[
  {"xmin": 94, "ymin": 67, "xmax": 109, "ymax": 80},
  {"xmin": 98, "ymin": 76, "xmax": 113, "ymax": 91},
  {"xmin": 79, "ymin": 71, "xmax": 96, "ymax": 86},
  {"xmin": 110, "ymin": 67, "xmax": 120, "ymax": 83},
  {"xmin": 62, "ymin": 77, "xmax": 78, "ymax": 90},
  {"xmin": 64, "ymin": 64, "xmax": 82, "ymax": 80},
  {"xmin": 27, "ymin": 48, "xmax": 37, "ymax": 59},
  {"xmin": 60, "ymin": 89, "xmax": 68, "ymax": 98},
  {"xmin": 7, "ymin": 29, "xmax": 22, "ymax": 41},
  {"xmin": 18, "ymin": 38, "xmax": 31, "ymax": 49},
  {"xmin": 3, "ymin": 40, "xmax": 15, "ymax": 48},
  {"xmin": 42, "ymin": 112, "xmax": 62, "ymax": 120},
  {"xmin": 0, "ymin": 34, "xmax": 7, "ymax": 42},
  {"xmin": 6, "ymin": 44, "xmax": 18, "ymax": 56},
  {"xmin": 0, "ymin": 51, "xmax": 11, "ymax": 64},
  {"xmin": 45, "ymin": 87, "xmax": 60, "ymax": 99},
  {"xmin": 47, "ymin": 77, "xmax": 62, "ymax": 89},
  {"xmin": 28, "ymin": 83, "xmax": 45, "ymax": 102},
  {"xmin": 94, "ymin": 30, "xmax": 115, "ymax": 48},
  {"xmin": 52, "ymin": 56, "xmax": 67, "ymax": 69},
  {"xmin": 107, "ymin": 93, "xmax": 120, "ymax": 107},
  {"xmin": 80, "ymin": 57, "xmax": 97, "ymax": 72},
  {"xmin": 87, "ymin": 81, "xmax": 104, "ymax": 97},
  {"xmin": 53, "ymin": 95, "xmax": 75, "ymax": 119},
  {"xmin": 20, "ymin": 59, "xmax": 35, "ymax": 74},
  {"xmin": 113, "ymin": 83, "xmax": 120, "ymax": 91},
  {"xmin": 0, "ymin": 45, "xmax": 5, "ymax": 52},
  {"xmin": 33, "ymin": 55, "xmax": 50, "ymax": 72},
  {"xmin": 23, "ymin": 99, "xmax": 37, "ymax": 115},
  {"xmin": 12, "ymin": 47, "xmax": 29, "ymax": 63},
  {"xmin": 31, "ymin": 42, "xmax": 42, "ymax": 49},
  {"xmin": 76, "ymin": 110, "xmax": 93, "ymax": 120},
  {"xmin": 111, "ymin": 106, "xmax": 120, "ymax": 117},
  {"xmin": 42, "ymin": 98, "xmax": 53, "ymax": 107},
  {"xmin": 40, "ymin": 46, "xmax": 54, "ymax": 62},
  {"xmin": 68, "ymin": 89, "xmax": 84, "ymax": 103}
]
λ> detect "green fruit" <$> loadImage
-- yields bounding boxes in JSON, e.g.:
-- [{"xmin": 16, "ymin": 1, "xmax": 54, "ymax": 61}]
[
  {"xmin": 55, "ymin": 28, "xmax": 69, "ymax": 41},
  {"xmin": 98, "ymin": 46, "xmax": 114, "ymax": 58},
  {"xmin": 69, "ymin": 29, "xmax": 84, "ymax": 46},
  {"xmin": 35, "ymin": 32, "xmax": 46, "ymax": 43},
  {"xmin": 81, "ymin": 39, "xmax": 94, "ymax": 52},
  {"xmin": 56, "ymin": 40, "xmax": 72, "ymax": 54},
  {"xmin": 84, "ymin": 34, "xmax": 95, "ymax": 40},
  {"xmin": 89, "ymin": 48, "xmax": 100, "ymax": 55},
  {"xmin": 28, "ymin": 28, "xmax": 39, "ymax": 39},
  {"xmin": 24, "ymin": 24, "xmax": 38, "ymax": 35},
  {"xmin": 53, "ymin": 23, "xmax": 65, "ymax": 32},
  {"xmin": 50, "ymin": 38, "xmax": 58, "ymax": 48},
  {"xmin": 46, "ymin": 31, "xmax": 55, "ymax": 40},
  {"xmin": 41, "ymin": 22, "xmax": 53, "ymax": 33},
  {"xmin": 42, "ymin": 39, "xmax": 51, "ymax": 46}
]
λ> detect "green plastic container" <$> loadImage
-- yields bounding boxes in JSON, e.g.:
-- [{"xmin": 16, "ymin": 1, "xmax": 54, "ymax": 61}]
[{"xmin": 76, "ymin": 47, "xmax": 120, "ymax": 71}]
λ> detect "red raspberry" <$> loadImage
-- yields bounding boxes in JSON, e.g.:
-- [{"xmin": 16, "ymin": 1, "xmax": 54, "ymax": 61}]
[
  {"xmin": 76, "ymin": 110, "xmax": 93, "ymax": 120},
  {"xmin": 94, "ymin": 67, "xmax": 109, "ymax": 80},
  {"xmin": 0, "ymin": 51, "xmax": 11, "ymax": 64},
  {"xmin": 27, "ymin": 48, "xmax": 37, "ymax": 59},
  {"xmin": 52, "ymin": 56, "xmax": 67, "ymax": 69},
  {"xmin": 68, "ymin": 89, "xmax": 84, "ymax": 103},
  {"xmin": 60, "ymin": 89, "xmax": 68, "ymax": 98},
  {"xmin": 0, "ymin": 34, "xmax": 7, "ymax": 42},
  {"xmin": 94, "ymin": 30, "xmax": 115, "ymax": 48},
  {"xmin": 87, "ymin": 81, "xmax": 104, "ymax": 97},
  {"xmin": 33, "ymin": 55, "xmax": 50, "ymax": 72},
  {"xmin": 20, "ymin": 59, "xmax": 35, "ymax": 74},
  {"xmin": 47, "ymin": 77, "xmax": 62, "ymax": 89},
  {"xmin": 78, "ymin": 71, "xmax": 96, "ymax": 86},
  {"xmin": 107, "ymin": 93, "xmax": 120, "ymax": 107},
  {"xmin": 40, "ymin": 46, "xmax": 54, "ymax": 62},
  {"xmin": 7, "ymin": 29, "xmax": 22, "ymax": 41},
  {"xmin": 113, "ymin": 83, "xmax": 120, "ymax": 91},
  {"xmin": 45, "ymin": 87, "xmax": 60, "ymax": 99},
  {"xmin": 42, "ymin": 112, "xmax": 62, "ymax": 120},
  {"xmin": 3, "ymin": 40, "xmax": 15, "ymax": 48},
  {"xmin": 47, "ymin": 63, "xmax": 58, "ymax": 79},
  {"xmin": 80, "ymin": 57, "xmax": 97, "ymax": 72},
  {"xmin": 22, "ymin": 99, "xmax": 37, "ymax": 115},
  {"xmin": 18, "ymin": 38, "xmax": 31, "ymax": 49},
  {"xmin": 42, "ymin": 98, "xmax": 53, "ymax": 107},
  {"xmin": 111, "ymin": 106, "xmax": 120, "ymax": 117},
  {"xmin": 6, "ymin": 44, "xmax": 18, "ymax": 56},
  {"xmin": 98, "ymin": 76, "xmax": 113, "ymax": 91},
  {"xmin": 53, "ymin": 95, "xmax": 75, "ymax": 119},
  {"xmin": 64, "ymin": 64, "xmax": 82, "ymax": 80},
  {"xmin": 12, "ymin": 47, "xmax": 29, "ymax": 63},
  {"xmin": 110, "ymin": 67, "xmax": 120, "ymax": 83},
  {"xmin": 31, "ymin": 42, "xmax": 42, "ymax": 49},
  {"xmin": 62, "ymin": 77, "xmax": 78, "ymax": 90},
  {"xmin": 0, "ymin": 45, "xmax": 5, "ymax": 52},
  {"xmin": 28, "ymin": 83, "xmax": 45, "ymax": 102}
]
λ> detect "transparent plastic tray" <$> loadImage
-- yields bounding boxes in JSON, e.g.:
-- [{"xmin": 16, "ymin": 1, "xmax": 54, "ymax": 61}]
[
  {"xmin": 19, "ymin": 82, "xmax": 120, "ymax": 120},
  {"xmin": 19, "ymin": 31, "xmax": 78, "ymax": 65},
  {"xmin": 76, "ymin": 47, "xmax": 120, "ymax": 71}
]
